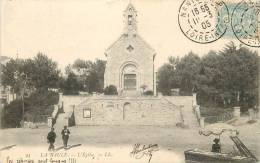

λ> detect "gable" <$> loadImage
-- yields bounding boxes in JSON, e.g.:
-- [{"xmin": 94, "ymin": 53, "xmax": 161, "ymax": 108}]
[{"xmin": 105, "ymin": 34, "xmax": 156, "ymax": 59}]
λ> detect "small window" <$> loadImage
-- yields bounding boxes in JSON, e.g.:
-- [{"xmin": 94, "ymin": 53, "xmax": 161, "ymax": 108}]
[
  {"xmin": 128, "ymin": 15, "xmax": 132, "ymax": 25},
  {"xmin": 83, "ymin": 108, "xmax": 91, "ymax": 118}
]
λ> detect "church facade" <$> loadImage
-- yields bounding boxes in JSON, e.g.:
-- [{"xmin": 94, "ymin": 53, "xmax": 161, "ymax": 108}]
[
  {"xmin": 104, "ymin": 4, "xmax": 156, "ymax": 95},
  {"xmin": 62, "ymin": 4, "xmax": 196, "ymax": 127}
]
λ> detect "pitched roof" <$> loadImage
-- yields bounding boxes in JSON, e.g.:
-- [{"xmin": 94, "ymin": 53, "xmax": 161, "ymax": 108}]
[{"xmin": 104, "ymin": 34, "xmax": 156, "ymax": 57}]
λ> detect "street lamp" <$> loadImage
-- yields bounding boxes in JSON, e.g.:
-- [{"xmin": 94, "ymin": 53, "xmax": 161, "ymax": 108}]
[{"xmin": 14, "ymin": 71, "xmax": 27, "ymax": 127}]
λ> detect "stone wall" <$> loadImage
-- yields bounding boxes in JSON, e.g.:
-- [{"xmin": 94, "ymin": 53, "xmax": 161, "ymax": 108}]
[{"xmin": 74, "ymin": 96, "xmax": 182, "ymax": 126}]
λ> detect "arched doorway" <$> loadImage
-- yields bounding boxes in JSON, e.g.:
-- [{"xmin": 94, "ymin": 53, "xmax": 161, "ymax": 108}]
[{"xmin": 121, "ymin": 64, "xmax": 138, "ymax": 90}]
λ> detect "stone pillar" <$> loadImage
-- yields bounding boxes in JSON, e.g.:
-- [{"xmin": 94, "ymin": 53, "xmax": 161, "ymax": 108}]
[
  {"xmin": 233, "ymin": 107, "xmax": 240, "ymax": 118},
  {"xmin": 47, "ymin": 117, "xmax": 53, "ymax": 127},
  {"xmin": 255, "ymin": 105, "xmax": 260, "ymax": 119},
  {"xmin": 58, "ymin": 92, "xmax": 63, "ymax": 108},
  {"xmin": 0, "ymin": 104, "xmax": 4, "ymax": 129},
  {"xmin": 200, "ymin": 117, "xmax": 205, "ymax": 128},
  {"xmin": 248, "ymin": 109, "xmax": 254, "ymax": 121},
  {"xmin": 195, "ymin": 105, "xmax": 201, "ymax": 119},
  {"xmin": 153, "ymin": 71, "xmax": 157, "ymax": 96},
  {"xmin": 192, "ymin": 93, "xmax": 197, "ymax": 107}
]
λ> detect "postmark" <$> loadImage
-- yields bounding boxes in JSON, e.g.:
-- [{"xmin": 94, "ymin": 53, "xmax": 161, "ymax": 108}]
[
  {"xmin": 178, "ymin": 0, "xmax": 229, "ymax": 44},
  {"xmin": 231, "ymin": 0, "xmax": 260, "ymax": 47}
]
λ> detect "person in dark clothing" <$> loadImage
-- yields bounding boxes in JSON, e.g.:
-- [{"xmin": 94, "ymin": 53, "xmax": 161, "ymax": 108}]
[
  {"xmin": 61, "ymin": 126, "xmax": 70, "ymax": 148},
  {"xmin": 211, "ymin": 138, "xmax": 221, "ymax": 153},
  {"xmin": 47, "ymin": 127, "xmax": 56, "ymax": 151}
]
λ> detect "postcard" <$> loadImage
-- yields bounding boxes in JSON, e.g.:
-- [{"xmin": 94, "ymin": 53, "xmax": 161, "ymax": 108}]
[{"xmin": 0, "ymin": 0, "xmax": 259, "ymax": 162}]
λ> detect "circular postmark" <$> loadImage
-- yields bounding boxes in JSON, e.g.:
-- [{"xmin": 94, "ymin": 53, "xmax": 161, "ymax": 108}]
[
  {"xmin": 178, "ymin": 0, "xmax": 229, "ymax": 44},
  {"xmin": 231, "ymin": 0, "xmax": 260, "ymax": 47}
]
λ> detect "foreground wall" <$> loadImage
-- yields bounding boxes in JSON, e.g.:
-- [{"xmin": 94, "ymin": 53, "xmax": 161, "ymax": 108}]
[{"xmin": 74, "ymin": 96, "xmax": 182, "ymax": 126}]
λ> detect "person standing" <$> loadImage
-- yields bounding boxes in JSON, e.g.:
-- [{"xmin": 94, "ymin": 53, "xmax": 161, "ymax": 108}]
[
  {"xmin": 211, "ymin": 138, "xmax": 221, "ymax": 153},
  {"xmin": 61, "ymin": 126, "xmax": 70, "ymax": 148},
  {"xmin": 47, "ymin": 127, "xmax": 56, "ymax": 151}
]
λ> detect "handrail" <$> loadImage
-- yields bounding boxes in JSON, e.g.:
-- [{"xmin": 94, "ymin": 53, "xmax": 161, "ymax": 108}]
[
  {"xmin": 162, "ymin": 97, "xmax": 184, "ymax": 123},
  {"xmin": 230, "ymin": 136, "xmax": 258, "ymax": 161}
]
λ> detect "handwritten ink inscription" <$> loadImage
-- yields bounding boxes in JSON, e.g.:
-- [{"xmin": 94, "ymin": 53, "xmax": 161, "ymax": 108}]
[{"xmin": 130, "ymin": 144, "xmax": 159, "ymax": 163}]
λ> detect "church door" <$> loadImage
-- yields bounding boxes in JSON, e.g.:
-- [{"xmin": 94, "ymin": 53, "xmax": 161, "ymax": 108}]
[{"xmin": 124, "ymin": 74, "xmax": 136, "ymax": 90}]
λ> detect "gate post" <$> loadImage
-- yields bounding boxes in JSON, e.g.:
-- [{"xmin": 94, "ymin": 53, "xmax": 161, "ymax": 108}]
[
  {"xmin": 233, "ymin": 107, "xmax": 241, "ymax": 118},
  {"xmin": 199, "ymin": 117, "xmax": 205, "ymax": 128},
  {"xmin": 47, "ymin": 117, "xmax": 53, "ymax": 127}
]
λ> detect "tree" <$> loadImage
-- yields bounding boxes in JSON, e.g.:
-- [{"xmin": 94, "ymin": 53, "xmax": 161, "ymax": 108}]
[
  {"xmin": 1, "ymin": 54, "xmax": 61, "ymax": 127},
  {"xmin": 1, "ymin": 58, "xmax": 26, "ymax": 94},
  {"xmin": 92, "ymin": 59, "xmax": 106, "ymax": 92},
  {"xmin": 216, "ymin": 43, "xmax": 258, "ymax": 107},
  {"xmin": 176, "ymin": 52, "xmax": 201, "ymax": 95},
  {"xmin": 157, "ymin": 57, "xmax": 180, "ymax": 95},
  {"xmin": 158, "ymin": 52, "xmax": 201, "ymax": 95},
  {"xmin": 157, "ymin": 42, "xmax": 258, "ymax": 110},
  {"xmin": 3, "ymin": 89, "xmax": 58, "ymax": 128},
  {"xmin": 1, "ymin": 53, "xmax": 61, "ymax": 92},
  {"xmin": 63, "ymin": 59, "xmax": 106, "ymax": 94},
  {"xmin": 62, "ymin": 72, "xmax": 82, "ymax": 95},
  {"xmin": 196, "ymin": 51, "xmax": 220, "ymax": 106},
  {"xmin": 29, "ymin": 53, "xmax": 60, "ymax": 90}
]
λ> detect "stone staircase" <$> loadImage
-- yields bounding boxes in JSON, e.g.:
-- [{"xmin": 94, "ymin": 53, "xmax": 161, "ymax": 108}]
[
  {"xmin": 54, "ymin": 94, "xmax": 199, "ymax": 127},
  {"xmin": 55, "ymin": 113, "xmax": 68, "ymax": 130},
  {"xmin": 164, "ymin": 96, "xmax": 199, "ymax": 128},
  {"xmin": 54, "ymin": 95, "xmax": 87, "ymax": 129}
]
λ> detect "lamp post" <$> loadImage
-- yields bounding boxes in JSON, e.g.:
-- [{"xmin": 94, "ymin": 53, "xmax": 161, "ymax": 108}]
[{"xmin": 14, "ymin": 71, "xmax": 27, "ymax": 127}]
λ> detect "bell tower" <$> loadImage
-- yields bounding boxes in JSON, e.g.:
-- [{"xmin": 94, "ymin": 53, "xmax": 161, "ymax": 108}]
[
  {"xmin": 104, "ymin": 2, "xmax": 156, "ymax": 95},
  {"xmin": 124, "ymin": 3, "xmax": 137, "ymax": 35}
]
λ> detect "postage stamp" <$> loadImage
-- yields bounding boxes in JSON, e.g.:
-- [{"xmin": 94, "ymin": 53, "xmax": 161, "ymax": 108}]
[
  {"xmin": 231, "ymin": 0, "xmax": 260, "ymax": 47},
  {"xmin": 178, "ymin": 0, "xmax": 230, "ymax": 44}
]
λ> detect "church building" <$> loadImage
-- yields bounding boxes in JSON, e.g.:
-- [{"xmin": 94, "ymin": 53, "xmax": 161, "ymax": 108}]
[
  {"xmin": 104, "ymin": 4, "xmax": 156, "ymax": 95},
  {"xmin": 60, "ymin": 4, "xmax": 195, "ymax": 127}
]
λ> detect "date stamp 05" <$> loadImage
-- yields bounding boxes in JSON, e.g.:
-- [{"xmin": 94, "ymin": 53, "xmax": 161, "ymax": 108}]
[{"xmin": 178, "ymin": 0, "xmax": 260, "ymax": 47}]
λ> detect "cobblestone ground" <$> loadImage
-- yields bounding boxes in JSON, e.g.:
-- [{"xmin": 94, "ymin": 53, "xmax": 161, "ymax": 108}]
[{"xmin": 0, "ymin": 123, "xmax": 259, "ymax": 163}]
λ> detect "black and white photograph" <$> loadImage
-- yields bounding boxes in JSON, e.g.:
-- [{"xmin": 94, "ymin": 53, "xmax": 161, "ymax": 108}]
[{"xmin": 0, "ymin": 0, "xmax": 259, "ymax": 162}]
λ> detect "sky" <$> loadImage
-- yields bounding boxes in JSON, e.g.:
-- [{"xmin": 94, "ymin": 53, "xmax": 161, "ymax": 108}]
[{"xmin": 1, "ymin": 0, "xmax": 259, "ymax": 72}]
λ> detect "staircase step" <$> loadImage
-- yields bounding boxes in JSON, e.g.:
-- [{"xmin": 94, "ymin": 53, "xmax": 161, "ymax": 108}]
[{"xmin": 55, "ymin": 95, "xmax": 198, "ymax": 127}]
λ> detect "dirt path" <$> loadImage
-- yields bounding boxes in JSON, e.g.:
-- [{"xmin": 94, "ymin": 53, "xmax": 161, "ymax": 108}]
[{"xmin": 0, "ymin": 123, "xmax": 259, "ymax": 162}]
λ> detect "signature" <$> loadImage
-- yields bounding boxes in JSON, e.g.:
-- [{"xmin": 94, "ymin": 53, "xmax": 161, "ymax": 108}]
[{"xmin": 130, "ymin": 144, "xmax": 159, "ymax": 163}]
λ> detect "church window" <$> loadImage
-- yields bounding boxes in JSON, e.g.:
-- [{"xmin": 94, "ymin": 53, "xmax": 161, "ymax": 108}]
[{"xmin": 126, "ymin": 45, "xmax": 134, "ymax": 52}]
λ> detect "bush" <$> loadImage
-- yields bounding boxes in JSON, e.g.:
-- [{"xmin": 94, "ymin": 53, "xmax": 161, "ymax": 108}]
[
  {"xmin": 143, "ymin": 90, "xmax": 153, "ymax": 96},
  {"xmin": 104, "ymin": 85, "xmax": 118, "ymax": 95},
  {"xmin": 3, "ymin": 99, "xmax": 23, "ymax": 128},
  {"xmin": 3, "ymin": 90, "xmax": 59, "ymax": 128}
]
